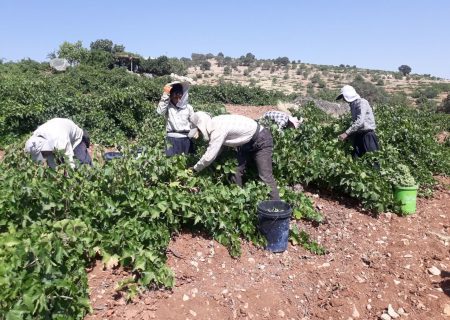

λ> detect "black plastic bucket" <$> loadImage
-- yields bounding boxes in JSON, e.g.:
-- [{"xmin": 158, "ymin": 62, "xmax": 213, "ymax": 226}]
[{"xmin": 257, "ymin": 200, "xmax": 292, "ymax": 253}]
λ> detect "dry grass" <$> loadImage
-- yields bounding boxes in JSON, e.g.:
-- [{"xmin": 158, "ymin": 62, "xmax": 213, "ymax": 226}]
[{"xmin": 187, "ymin": 59, "xmax": 450, "ymax": 104}]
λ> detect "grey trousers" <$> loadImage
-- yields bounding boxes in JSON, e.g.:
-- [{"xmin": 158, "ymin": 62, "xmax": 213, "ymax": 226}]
[{"xmin": 234, "ymin": 128, "xmax": 280, "ymax": 200}]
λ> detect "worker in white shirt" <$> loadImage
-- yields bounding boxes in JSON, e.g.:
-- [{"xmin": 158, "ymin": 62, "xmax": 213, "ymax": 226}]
[
  {"xmin": 189, "ymin": 112, "xmax": 280, "ymax": 200},
  {"xmin": 24, "ymin": 118, "xmax": 92, "ymax": 169},
  {"xmin": 157, "ymin": 80, "xmax": 195, "ymax": 157}
]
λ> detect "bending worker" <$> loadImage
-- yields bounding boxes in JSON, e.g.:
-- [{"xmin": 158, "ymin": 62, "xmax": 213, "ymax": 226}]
[
  {"xmin": 189, "ymin": 112, "xmax": 280, "ymax": 200},
  {"xmin": 262, "ymin": 110, "xmax": 303, "ymax": 131},
  {"xmin": 24, "ymin": 118, "xmax": 92, "ymax": 169}
]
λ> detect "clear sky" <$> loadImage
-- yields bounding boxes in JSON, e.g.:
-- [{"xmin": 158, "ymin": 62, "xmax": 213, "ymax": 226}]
[{"xmin": 1, "ymin": 0, "xmax": 449, "ymax": 79}]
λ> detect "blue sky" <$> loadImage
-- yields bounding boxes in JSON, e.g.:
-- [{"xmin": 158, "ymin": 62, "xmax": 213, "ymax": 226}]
[{"xmin": 1, "ymin": 0, "xmax": 449, "ymax": 79}]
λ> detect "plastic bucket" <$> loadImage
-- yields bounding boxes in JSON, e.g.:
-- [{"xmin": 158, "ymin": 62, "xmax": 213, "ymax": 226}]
[
  {"xmin": 393, "ymin": 185, "xmax": 419, "ymax": 215},
  {"xmin": 103, "ymin": 152, "xmax": 123, "ymax": 161},
  {"xmin": 257, "ymin": 200, "xmax": 292, "ymax": 253}
]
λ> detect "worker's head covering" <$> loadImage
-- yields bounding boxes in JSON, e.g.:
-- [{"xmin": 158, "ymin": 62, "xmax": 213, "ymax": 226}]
[
  {"xmin": 336, "ymin": 85, "xmax": 360, "ymax": 102},
  {"xmin": 24, "ymin": 135, "xmax": 54, "ymax": 161},
  {"xmin": 189, "ymin": 111, "xmax": 212, "ymax": 141},
  {"xmin": 170, "ymin": 83, "xmax": 184, "ymax": 96},
  {"xmin": 288, "ymin": 116, "xmax": 303, "ymax": 129},
  {"xmin": 169, "ymin": 81, "xmax": 191, "ymax": 109},
  {"xmin": 169, "ymin": 74, "xmax": 196, "ymax": 109}
]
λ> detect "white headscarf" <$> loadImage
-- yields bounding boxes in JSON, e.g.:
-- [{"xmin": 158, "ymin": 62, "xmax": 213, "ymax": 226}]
[
  {"xmin": 189, "ymin": 111, "xmax": 212, "ymax": 141},
  {"xmin": 337, "ymin": 85, "xmax": 360, "ymax": 102},
  {"xmin": 169, "ymin": 74, "xmax": 196, "ymax": 109},
  {"xmin": 175, "ymin": 82, "xmax": 190, "ymax": 109}
]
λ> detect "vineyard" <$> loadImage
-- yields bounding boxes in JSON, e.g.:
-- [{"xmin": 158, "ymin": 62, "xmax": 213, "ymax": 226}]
[{"xmin": 0, "ymin": 61, "xmax": 449, "ymax": 319}]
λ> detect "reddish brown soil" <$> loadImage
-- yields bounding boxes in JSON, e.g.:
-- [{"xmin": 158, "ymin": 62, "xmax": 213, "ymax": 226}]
[
  {"xmin": 85, "ymin": 181, "xmax": 449, "ymax": 320},
  {"xmin": 84, "ymin": 106, "xmax": 450, "ymax": 320},
  {"xmin": 225, "ymin": 105, "xmax": 276, "ymax": 120}
]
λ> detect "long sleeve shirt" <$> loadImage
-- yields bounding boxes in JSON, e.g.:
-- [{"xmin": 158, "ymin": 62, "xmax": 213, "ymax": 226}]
[
  {"xmin": 345, "ymin": 98, "xmax": 377, "ymax": 135},
  {"xmin": 157, "ymin": 93, "xmax": 194, "ymax": 138},
  {"xmin": 32, "ymin": 118, "xmax": 84, "ymax": 168},
  {"xmin": 262, "ymin": 111, "xmax": 290, "ymax": 130},
  {"xmin": 194, "ymin": 115, "xmax": 260, "ymax": 172}
]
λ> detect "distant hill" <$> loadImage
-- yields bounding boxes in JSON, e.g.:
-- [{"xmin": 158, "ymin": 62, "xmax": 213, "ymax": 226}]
[{"xmin": 185, "ymin": 58, "xmax": 450, "ymax": 108}]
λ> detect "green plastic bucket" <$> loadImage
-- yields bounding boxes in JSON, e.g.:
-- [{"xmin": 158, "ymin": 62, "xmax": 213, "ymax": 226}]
[{"xmin": 393, "ymin": 185, "xmax": 419, "ymax": 215}]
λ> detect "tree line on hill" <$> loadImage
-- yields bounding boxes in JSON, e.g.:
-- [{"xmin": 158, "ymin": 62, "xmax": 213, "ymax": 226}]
[{"xmin": 2, "ymin": 38, "xmax": 449, "ymax": 113}]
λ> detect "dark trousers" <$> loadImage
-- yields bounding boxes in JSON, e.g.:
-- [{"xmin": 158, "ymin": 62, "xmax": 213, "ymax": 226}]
[
  {"xmin": 234, "ymin": 128, "xmax": 280, "ymax": 200},
  {"xmin": 73, "ymin": 131, "xmax": 92, "ymax": 166},
  {"xmin": 165, "ymin": 136, "xmax": 195, "ymax": 157},
  {"xmin": 352, "ymin": 130, "xmax": 379, "ymax": 158}
]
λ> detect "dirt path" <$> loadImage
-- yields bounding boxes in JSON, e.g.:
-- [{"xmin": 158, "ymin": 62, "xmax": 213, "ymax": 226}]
[
  {"xmin": 85, "ymin": 177, "xmax": 449, "ymax": 320},
  {"xmin": 224, "ymin": 105, "xmax": 276, "ymax": 119}
]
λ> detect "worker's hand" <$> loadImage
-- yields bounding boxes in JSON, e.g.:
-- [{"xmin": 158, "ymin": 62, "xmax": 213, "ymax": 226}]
[
  {"xmin": 163, "ymin": 84, "xmax": 172, "ymax": 94},
  {"xmin": 338, "ymin": 133, "xmax": 348, "ymax": 141},
  {"xmin": 185, "ymin": 167, "xmax": 195, "ymax": 176}
]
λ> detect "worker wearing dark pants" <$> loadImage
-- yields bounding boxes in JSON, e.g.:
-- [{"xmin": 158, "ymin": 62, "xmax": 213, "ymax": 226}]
[{"xmin": 235, "ymin": 128, "xmax": 280, "ymax": 200}]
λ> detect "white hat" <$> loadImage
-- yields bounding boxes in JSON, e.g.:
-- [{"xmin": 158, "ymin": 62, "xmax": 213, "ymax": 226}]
[
  {"xmin": 189, "ymin": 112, "xmax": 212, "ymax": 141},
  {"xmin": 24, "ymin": 136, "xmax": 54, "ymax": 161},
  {"xmin": 336, "ymin": 85, "xmax": 360, "ymax": 102}
]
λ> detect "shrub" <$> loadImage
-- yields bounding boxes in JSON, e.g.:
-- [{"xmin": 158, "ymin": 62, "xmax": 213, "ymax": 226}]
[
  {"xmin": 200, "ymin": 61, "xmax": 211, "ymax": 71},
  {"xmin": 393, "ymin": 72, "xmax": 403, "ymax": 80},
  {"xmin": 350, "ymin": 77, "xmax": 389, "ymax": 105},
  {"xmin": 223, "ymin": 66, "xmax": 231, "ymax": 75},
  {"xmin": 310, "ymin": 73, "xmax": 321, "ymax": 84},
  {"xmin": 261, "ymin": 61, "xmax": 272, "ymax": 70},
  {"xmin": 274, "ymin": 57, "xmax": 290, "ymax": 66},
  {"xmin": 439, "ymin": 94, "xmax": 450, "ymax": 113},
  {"xmin": 317, "ymin": 80, "xmax": 326, "ymax": 88}
]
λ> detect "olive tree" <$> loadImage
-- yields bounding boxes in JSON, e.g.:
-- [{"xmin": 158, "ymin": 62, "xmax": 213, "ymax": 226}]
[
  {"xmin": 90, "ymin": 39, "xmax": 113, "ymax": 52},
  {"xmin": 57, "ymin": 41, "xmax": 88, "ymax": 66},
  {"xmin": 398, "ymin": 65, "xmax": 412, "ymax": 76}
]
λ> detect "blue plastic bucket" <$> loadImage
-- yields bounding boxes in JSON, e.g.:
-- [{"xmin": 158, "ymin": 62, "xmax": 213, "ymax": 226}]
[
  {"xmin": 257, "ymin": 200, "xmax": 292, "ymax": 253},
  {"xmin": 103, "ymin": 152, "xmax": 123, "ymax": 161}
]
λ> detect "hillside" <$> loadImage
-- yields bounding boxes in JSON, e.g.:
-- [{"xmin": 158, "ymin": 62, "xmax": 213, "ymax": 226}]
[{"xmin": 186, "ymin": 58, "xmax": 450, "ymax": 107}]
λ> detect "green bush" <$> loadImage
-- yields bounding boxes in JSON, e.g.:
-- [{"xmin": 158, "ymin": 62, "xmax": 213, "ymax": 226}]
[{"xmin": 223, "ymin": 66, "xmax": 232, "ymax": 75}]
